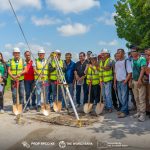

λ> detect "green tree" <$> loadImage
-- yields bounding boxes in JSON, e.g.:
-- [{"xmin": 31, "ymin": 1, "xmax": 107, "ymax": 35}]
[{"xmin": 114, "ymin": 0, "xmax": 150, "ymax": 50}]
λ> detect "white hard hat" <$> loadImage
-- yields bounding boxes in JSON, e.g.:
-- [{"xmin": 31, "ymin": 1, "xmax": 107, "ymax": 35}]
[
  {"xmin": 55, "ymin": 49, "xmax": 61, "ymax": 54},
  {"xmin": 101, "ymin": 48, "xmax": 109, "ymax": 54},
  {"xmin": 38, "ymin": 49, "xmax": 45, "ymax": 54},
  {"xmin": 90, "ymin": 54, "xmax": 97, "ymax": 58},
  {"xmin": 13, "ymin": 47, "xmax": 20, "ymax": 53}
]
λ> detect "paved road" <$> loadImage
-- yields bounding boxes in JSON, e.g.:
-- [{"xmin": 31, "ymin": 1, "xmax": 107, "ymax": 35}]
[{"xmin": 0, "ymin": 106, "xmax": 150, "ymax": 150}]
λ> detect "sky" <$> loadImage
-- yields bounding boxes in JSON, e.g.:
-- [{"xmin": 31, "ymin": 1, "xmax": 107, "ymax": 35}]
[{"xmin": 0, "ymin": 0, "xmax": 127, "ymax": 61}]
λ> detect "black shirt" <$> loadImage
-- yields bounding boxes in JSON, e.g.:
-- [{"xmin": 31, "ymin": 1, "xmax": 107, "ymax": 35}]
[{"xmin": 75, "ymin": 60, "xmax": 88, "ymax": 77}]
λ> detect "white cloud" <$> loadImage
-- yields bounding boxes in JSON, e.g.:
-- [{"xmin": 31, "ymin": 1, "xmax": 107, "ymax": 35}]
[
  {"xmin": 0, "ymin": 0, "xmax": 41, "ymax": 11},
  {"xmin": 98, "ymin": 39, "xmax": 118, "ymax": 46},
  {"xmin": 96, "ymin": 12, "xmax": 116, "ymax": 26},
  {"xmin": 46, "ymin": 0, "xmax": 100, "ymax": 14},
  {"xmin": 31, "ymin": 15, "xmax": 61, "ymax": 26},
  {"xmin": 57, "ymin": 23, "xmax": 90, "ymax": 36}
]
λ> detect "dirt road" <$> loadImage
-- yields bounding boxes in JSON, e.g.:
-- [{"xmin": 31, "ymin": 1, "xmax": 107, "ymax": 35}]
[{"xmin": 0, "ymin": 91, "xmax": 150, "ymax": 150}]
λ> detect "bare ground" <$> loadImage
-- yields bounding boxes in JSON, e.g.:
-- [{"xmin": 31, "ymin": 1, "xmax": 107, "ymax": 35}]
[{"xmin": 0, "ymin": 91, "xmax": 150, "ymax": 150}]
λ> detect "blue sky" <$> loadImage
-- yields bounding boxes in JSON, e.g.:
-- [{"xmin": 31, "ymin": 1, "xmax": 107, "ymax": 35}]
[{"xmin": 0, "ymin": 0, "xmax": 127, "ymax": 60}]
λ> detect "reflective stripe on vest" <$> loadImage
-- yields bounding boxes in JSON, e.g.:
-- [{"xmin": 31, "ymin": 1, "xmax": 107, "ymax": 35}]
[
  {"xmin": 99, "ymin": 58, "xmax": 113, "ymax": 82},
  {"xmin": 10, "ymin": 58, "xmax": 24, "ymax": 80},
  {"xmin": 50, "ymin": 60, "xmax": 63, "ymax": 81},
  {"xmin": 34, "ymin": 58, "xmax": 48, "ymax": 81},
  {"xmin": 86, "ymin": 66, "xmax": 99, "ymax": 85}
]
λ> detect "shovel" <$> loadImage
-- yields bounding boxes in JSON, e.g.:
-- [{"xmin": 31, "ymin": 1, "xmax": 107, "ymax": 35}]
[
  {"xmin": 95, "ymin": 85, "xmax": 104, "ymax": 115},
  {"xmin": 13, "ymin": 81, "xmax": 23, "ymax": 116},
  {"xmin": 41, "ymin": 81, "xmax": 50, "ymax": 116},
  {"xmin": 53, "ymin": 81, "xmax": 62, "ymax": 112},
  {"xmin": 83, "ymin": 81, "xmax": 93, "ymax": 114}
]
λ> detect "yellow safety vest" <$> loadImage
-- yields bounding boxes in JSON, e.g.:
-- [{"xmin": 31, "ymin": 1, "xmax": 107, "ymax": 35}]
[
  {"xmin": 86, "ymin": 66, "xmax": 99, "ymax": 85},
  {"xmin": 50, "ymin": 59, "xmax": 64, "ymax": 81},
  {"xmin": 34, "ymin": 58, "xmax": 48, "ymax": 81},
  {"xmin": 10, "ymin": 58, "xmax": 24, "ymax": 81},
  {"xmin": 99, "ymin": 58, "xmax": 113, "ymax": 82}
]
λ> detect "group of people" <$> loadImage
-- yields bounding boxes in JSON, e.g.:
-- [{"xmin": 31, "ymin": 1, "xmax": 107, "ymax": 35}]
[{"xmin": 0, "ymin": 46, "xmax": 150, "ymax": 122}]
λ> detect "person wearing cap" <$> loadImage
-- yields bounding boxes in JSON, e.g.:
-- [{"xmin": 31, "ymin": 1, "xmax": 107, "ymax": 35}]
[
  {"xmin": 49, "ymin": 50, "xmax": 66, "ymax": 109},
  {"xmin": 33, "ymin": 49, "xmax": 49, "ymax": 112},
  {"xmin": 114, "ymin": 49, "xmax": 132, "ymax": 118},
  {"xmin": 99, "ymin": 48, "xmax": 113, "ymax": 113},
  {"xmin": 7, "ymin": 48, "xmax": 27, "ymax": 106},
  {"xmin": 0, "ymin": 52, "xmax": 8, "ymax": 113},
  {"xmin": 84, "ymin": 54, "xmax": 100, "ymax": 104},
  {"xmin": 131, "ymin": 46, "xmax": 147, "ymax": 122},
  {"xmin": 24, "ymin": 51, "xmax": 36, "ymax": 111},
  {"xmin": 86, "ymin": 51, "xmax": 92, "ymax": 64}
]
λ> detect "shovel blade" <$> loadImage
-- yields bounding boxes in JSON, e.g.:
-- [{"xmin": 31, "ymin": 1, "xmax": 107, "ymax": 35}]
[
  {"xmin": 41, "ymin": 104, "xmax": 50, "ymax": 116},
  {"xmin": 83, "ymin": 103, "xmax": 93, "ymax": 114},
  {"xmin": 13, "ymin": 104, "xmax": 22, "ymax": 116},
  {"xmin": 95, "ymin": 102, "xmax": 104, "ymax": 115},
  {"xmin": 53, "ymin": 101, "xmax": 62, "ymax": 112}
]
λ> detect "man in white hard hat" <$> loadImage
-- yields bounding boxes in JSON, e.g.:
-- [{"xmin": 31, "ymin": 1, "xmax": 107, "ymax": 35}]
[
  {"xmin": 33, "ymin": 49, "xmax": 49, "ymax": 112},
  {"xmin": 84, "ymin": 54, "xmax": 100, "ymax": 105},
  {"xmin": 7, "ymin": 47, "xmax": 27, "ymax": 106},
  {"xmin": 49, "ymin": 49, "xmax": 66, "ymax": 110},
  {"xmin": 99, "ymin": 48, "xmax": 113, "ymax": 113}
]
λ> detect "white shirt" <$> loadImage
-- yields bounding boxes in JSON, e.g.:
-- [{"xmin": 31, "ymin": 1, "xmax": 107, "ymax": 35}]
[{"xmin": 115, "ymin": 59, "xmax": 132, "ymax": 81}]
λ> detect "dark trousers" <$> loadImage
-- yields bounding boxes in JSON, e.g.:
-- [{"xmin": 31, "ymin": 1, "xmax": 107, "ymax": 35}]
[
  {"xmin": 76, "ymin": 81, "xmax": 88, "ymax": 105},
  {"xmin": 0, "ymin": 84, "xmax": 5, "ymax": 109},
  {"xmin": 88, "ymin": 84, "xmax": 100, "ymax": 104},
  {"xmin": 24, "ymin": 80, "xmax": 36, "ymax": 107}
]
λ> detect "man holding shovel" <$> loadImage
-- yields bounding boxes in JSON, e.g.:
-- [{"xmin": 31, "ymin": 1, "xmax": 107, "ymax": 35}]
[
  {"xmin": 49, "ymin": 50, "xmax": 66, "ymax": 110},
  {"xmin": 84, "ymin": 54, "xmax": 100, "ymax": 107},
  {"xmin": 33, "ymin": 49, "xmax": 49, "ymax": 112},
  {"xmin": 7, "ymin": 48, "xmax": 27, "ymax": 114}
]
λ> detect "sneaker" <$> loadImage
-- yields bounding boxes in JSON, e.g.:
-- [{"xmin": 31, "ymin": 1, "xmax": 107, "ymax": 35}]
[
  {"xmin": 133, "ymin": 113, "xmax": 140, "ymax": 118},
  {"xmin": 26, "ymin": 107, "xmax": 30, "ymax": 111},
  {"xmin": 0, "ymin": 109, "xmax": 4, "ymax": 114},
  {"xmin": 117, "ymin": 111, "xmax": 122, "ymax": 115},
  {"xmin": 37, "ymin": 106, "xmax": 41, "ymax": 112},
  {"xmin": 118, "ymin": 112, "xmax": 126, "ymax": 118},
  {"xmin": 108, "ymin": 109, "xmax": 113, "ymax": 113},
  {"xmin": 138, "ymin": 114, "xmax": 146, "ymax": 122},
  {"xmin": 76, "ymin": 104, "xmax": 80, "ymax": 108}
]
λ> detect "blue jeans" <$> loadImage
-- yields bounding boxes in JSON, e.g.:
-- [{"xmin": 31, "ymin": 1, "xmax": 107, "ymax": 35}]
[
  {"xmin": 76, "ymin": 80, "xmax": 88, "ymax": 105},
  {"xmin": 117, "ymin": 81, "xmax": 129, "ymax": 115},
  {"xmin": 24, "ymin": 80, "xmax": 36, "ymax": 107},
  {"xmin": 51, "ymin": 81, "xmax": 63, "ymax": 106},
  {"xmin": 102, "ymin": 81, "xmax": 113, "ymax": 109},
  {"xmin": 48, "ymin": 84, "xmax": 53, "ymax": 106},
  {"xmin": 11, "ymin": 80, "xmax": 24, "ymax": 104},
  {"xmin": 35, "ymin": 80, "xmax": 49, "ymax": 106}
]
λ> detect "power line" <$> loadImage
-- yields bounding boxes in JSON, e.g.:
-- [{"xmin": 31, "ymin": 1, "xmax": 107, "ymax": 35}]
[{"xmin": 8, "ymin": 0, "xmax": 35, "ymax": 59}]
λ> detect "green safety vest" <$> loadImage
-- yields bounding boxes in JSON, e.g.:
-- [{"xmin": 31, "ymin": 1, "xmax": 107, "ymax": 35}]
[
  {"xmin": 99, "ymin": 58, "xmax": 113, "ymax": 82},
  {"xmin": 86, "ymin": 66, "xmax": 99, "ymax": 85},
  {"xmin": 10, "ymin": 58, "xmax": 24, "ymax": 80},
  {"xmin": 50, "ymin": 59, "xmax": 64, "ymax": 81},
  {"xmin": 34, "ymin": 58, "xmax": 48, "ymax": 81}
]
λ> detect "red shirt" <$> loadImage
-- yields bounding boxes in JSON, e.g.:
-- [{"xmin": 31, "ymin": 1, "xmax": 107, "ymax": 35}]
[{"xmin": 24, "ymin": 60, "xmax": 34, "ymax": 80}]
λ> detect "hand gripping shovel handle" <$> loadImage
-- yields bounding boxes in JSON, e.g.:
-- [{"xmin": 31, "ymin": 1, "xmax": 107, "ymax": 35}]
[{"xmin": 23, "ymin": 56, "xmax": 51, "ymax": 112}]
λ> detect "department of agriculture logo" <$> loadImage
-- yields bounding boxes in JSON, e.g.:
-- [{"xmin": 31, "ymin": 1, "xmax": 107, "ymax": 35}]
[{"xmin": 59, "ymin": 141, "xmax": 66, "ymax": 149}]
